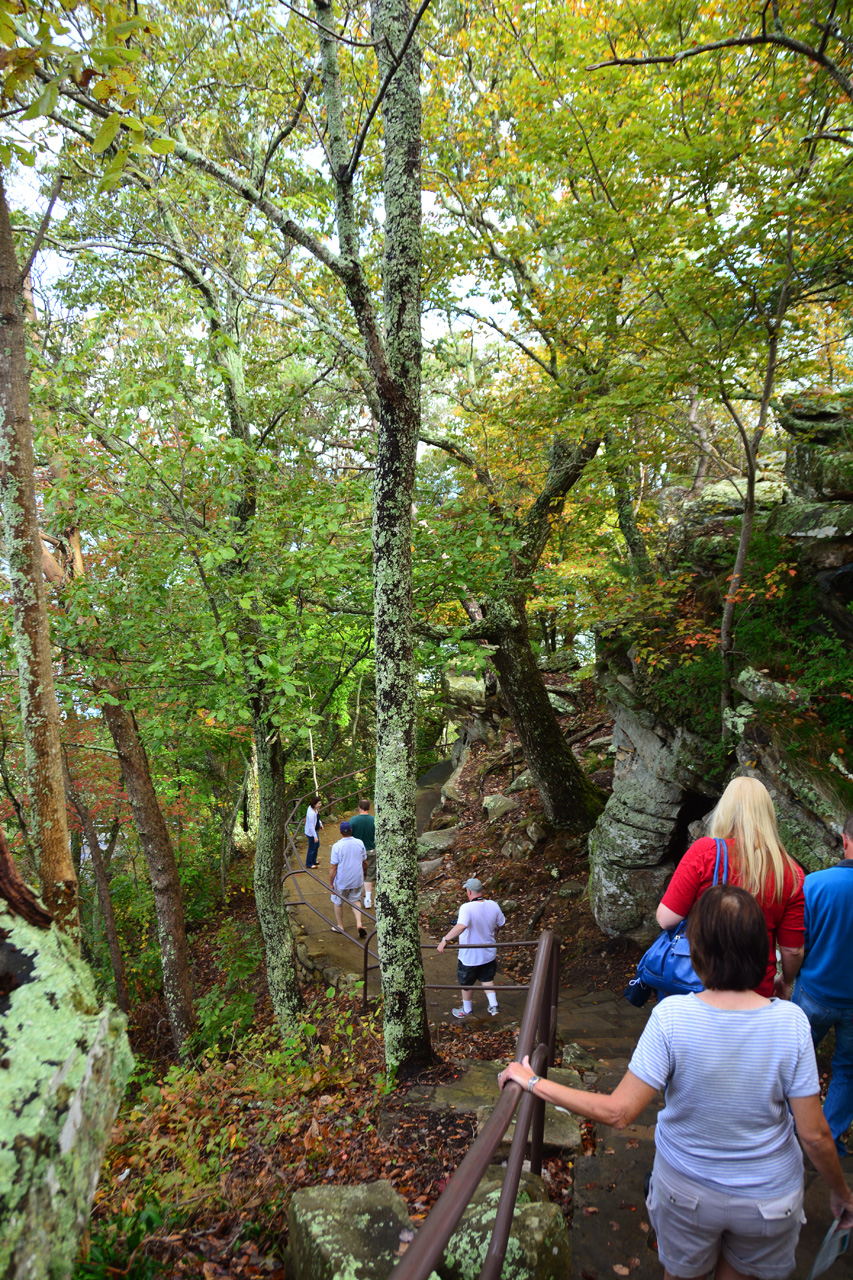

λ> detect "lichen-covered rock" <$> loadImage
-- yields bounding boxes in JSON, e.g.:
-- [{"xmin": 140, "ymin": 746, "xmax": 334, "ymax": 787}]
[
  {"xmin": 506, "ymin": 769, "xmax": 534, "ymax": 794},
  {"xmin": 683, "ymin": 476, "xmax": 788, "ymax": 519},
  {"xmin": 443, "ymin": 672, "xmax": 487, "ymax": 711},
  {"xmin": 733, "ymin": 667, "xmax": 809, "ymax": 708},
  {"xmin": 287, "ymin": 1180, "xmax": 435, "ymax": 1280},
  {"xmin": 482, "ymin": 794, "xmax": 519, "ymax": 823},
  {"xmin": 0, "ymin": 903, "xmax": 133, "ymax": 1279},
  {"xmin": 778, "ymin": 391, "xmax": 853, "ymax": 501},
  {"xmin": 439, "ymin": 1167, "xmax": 571, "ymax": 1280}
]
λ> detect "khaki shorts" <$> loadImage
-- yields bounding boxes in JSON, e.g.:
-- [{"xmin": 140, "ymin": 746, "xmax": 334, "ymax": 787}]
[
  {"xmin": 364, "ymin": 849, "xmax": 376, "ymax": 881},
  {"xmin": 331, "ymin": 885, "xmax": 362, "ymax": 908},
  {"xmin": 647, "ymin": 1155, "xmax": 804, "ymax": 1280}
]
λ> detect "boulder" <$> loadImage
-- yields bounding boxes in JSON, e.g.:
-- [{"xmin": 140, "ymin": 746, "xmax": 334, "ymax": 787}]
[
  {"xmin": 526, "ymin": 821, "xmax": 548, "ymax": 844},
  {"xmin": 0, "ymin": 903, "xmax": 133, "ymax": 1279},
  {"xmin": 482, "ymin": 794, "xmax": 519, "ymax": 823},
  {"xmin": 418, "ymin": 828, "xmax": 458, "ymax": 853},
  {"xmin": 779, "ymin": 390, "xmax": 853, "ymax": 501},
  {"xmin": 440, "ymin": 764, "xmax": 467, "ymax": 805},
  {"xmin": 538, "ymin": 648, "xmax": 581, "ymax": 673},
  {"xmin": 506, "ymin": 769, "xmax": 534, "ymax": 794},
  {"xmin": 547, "ymin": 691, "xmax": 577, "ymax": 714},
  {"xmin": 418, "ymin": 857, "xmax": 445, "ymax": 881},
  {"xmin": 500, "ymin": 837, "xmax": 533, "ymax": 863},
  {"xmin": 440, "ymin": 1167, "xmax": 571, "ymax": 1280},
  {"xmin": 287, "ymin": 1180, "xmax": 425, "ymax": 1280}
]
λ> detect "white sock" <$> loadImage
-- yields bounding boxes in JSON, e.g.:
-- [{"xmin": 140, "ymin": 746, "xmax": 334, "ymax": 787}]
[
  {"xmin": 462, "ymin": 1000, "xmax": 473, "ymax": 1013},
  {"xmin": 486, "ymin": 993, "xmax": 498, "ymax": 1009}
]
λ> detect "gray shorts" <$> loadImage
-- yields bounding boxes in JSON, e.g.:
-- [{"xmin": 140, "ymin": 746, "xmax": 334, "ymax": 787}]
[
  {"xmin": 364, "ymin": 849, "xmax": 376, "ymax": 881},
  {"xmin": 647, "ymin": 1154, "xmax": 805, "ymax": 1279},
  {"xmin": 331, "ymin": 885, "xmax": 362, "ymax": 908}
]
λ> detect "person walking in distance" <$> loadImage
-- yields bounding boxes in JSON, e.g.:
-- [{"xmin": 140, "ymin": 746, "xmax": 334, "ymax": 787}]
[
  {"xmin": 329, "ymin": 821, "xmax": 368, "ymax": 939},
  {"xmin": 437, "ymin": 877, "xmax": 505, "ymax": 1019},
  {"xmin": 349, "ymin": 798, "xmax": 376, "ymax": 909},
  {"xmin": 793, "ymin": 813, "xmax": 853, "ymax": 1158},
  {"xmin": 304, "ymin": 795, "xmax": 323, "ymax": 869}
]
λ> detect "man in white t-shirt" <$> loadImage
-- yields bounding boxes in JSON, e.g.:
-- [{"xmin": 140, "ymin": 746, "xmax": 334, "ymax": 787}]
[
  {"xmin": 329, "ymin": 821, "xmax": 368, "ymax": 939},
  {"xmin": 437, "ymin": 877, "xmax": 505, "ymax": 1020}
]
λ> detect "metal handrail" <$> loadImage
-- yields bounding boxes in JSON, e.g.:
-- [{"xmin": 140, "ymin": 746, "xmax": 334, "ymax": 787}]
[{"xmin": 390, "ymin": 929, "xmax": 561, "ymax": 1280}]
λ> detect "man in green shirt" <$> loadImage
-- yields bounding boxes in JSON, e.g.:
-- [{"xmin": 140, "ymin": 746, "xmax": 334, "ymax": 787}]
[{"xmin": 349, "ymin": 798, "xmax": 376, "ymax": 909}]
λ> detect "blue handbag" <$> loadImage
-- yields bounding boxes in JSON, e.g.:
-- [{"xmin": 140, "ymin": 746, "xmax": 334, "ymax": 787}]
[{"xmin": 627, "ymin": 838, "xmax": 728, "ymax": 1001}]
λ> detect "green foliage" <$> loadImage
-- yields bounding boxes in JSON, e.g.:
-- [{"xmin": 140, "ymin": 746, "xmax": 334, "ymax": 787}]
[
  {"xmin": 188, "ymin": 919, "xmax": 265, "ymax": 1052},
  {"xmin": 77, "ymin": 1203, "xmax": 167, "ymax": 1279},
  {"xmin": 192, "ymin": 986, "xmax": 257, "ymax": 1052}
]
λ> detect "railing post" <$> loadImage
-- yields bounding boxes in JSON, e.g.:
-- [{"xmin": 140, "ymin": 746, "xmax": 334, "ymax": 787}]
[{"xmin": 364, "ymin": 928, "xmax": 377, "ymax": 1011}]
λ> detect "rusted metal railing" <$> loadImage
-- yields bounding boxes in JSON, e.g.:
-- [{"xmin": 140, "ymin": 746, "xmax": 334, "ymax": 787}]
[{"xmin": 390, "ymin": 929, "xmax": 561, "ymax": 1280}]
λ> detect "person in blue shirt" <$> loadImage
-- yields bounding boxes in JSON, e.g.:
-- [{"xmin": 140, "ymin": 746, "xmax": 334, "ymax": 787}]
[{"xmin": 793, "ymin": 814, "xmax": 853, "ymax": 1158}]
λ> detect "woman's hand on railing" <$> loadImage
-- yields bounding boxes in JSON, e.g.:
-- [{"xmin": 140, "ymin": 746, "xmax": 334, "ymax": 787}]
[{"xmin": 498, "ymin": 1055, "xmax": 535, "ymax": 1091}]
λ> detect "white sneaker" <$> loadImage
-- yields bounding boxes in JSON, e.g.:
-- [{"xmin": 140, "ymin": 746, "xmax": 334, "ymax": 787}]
[
  {"xmin": 488, "ymin": 1006, "xmax": 499, "ymax": 1016},
  {"xmin": 452, "ymin": 1007, "xmax": 472, "ymax": 1020},
  {"xmin": 364, "ymin": 891, "xmax": 372, "ymax": 909}
]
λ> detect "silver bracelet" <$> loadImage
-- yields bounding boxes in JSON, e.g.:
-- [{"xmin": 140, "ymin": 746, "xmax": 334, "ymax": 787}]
[{"xmin": 527, "ymin": 1075, "xmax": 540, "ymax": 1093}]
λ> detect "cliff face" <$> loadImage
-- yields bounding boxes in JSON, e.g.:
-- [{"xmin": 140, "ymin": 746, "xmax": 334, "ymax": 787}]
[{"xmin": 589, "ymin": 392, "xmax": 853, "ymax": 942}]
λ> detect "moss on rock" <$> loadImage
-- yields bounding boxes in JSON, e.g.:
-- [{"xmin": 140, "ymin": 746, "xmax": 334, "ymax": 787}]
[{"xmin": 0, "ymin": 903, "xmax": 133, "ymax": 1278}]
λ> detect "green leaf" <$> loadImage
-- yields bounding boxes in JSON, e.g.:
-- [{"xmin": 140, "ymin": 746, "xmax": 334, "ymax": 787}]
[
  {"xmin": 91, "ymin": 113, "xmax": 121, "ymax": 153},
  {"xmin": 150, "ymin": 138, "xmax": 175, "ymax": 155}
]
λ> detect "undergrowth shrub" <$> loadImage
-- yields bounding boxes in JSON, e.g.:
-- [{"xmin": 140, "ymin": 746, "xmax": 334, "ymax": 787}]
[{"xmin": 80, "ymin": 988, "xmax": 386, "ymax": 1277}]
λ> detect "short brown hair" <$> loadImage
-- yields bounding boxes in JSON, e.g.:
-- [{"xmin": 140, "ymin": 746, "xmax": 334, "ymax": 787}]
[
  {"xmin": 359, "ymin": 798, "xmax": 370, "ymax": 811},
  {"xmin": 687, "ymin": 885, "xmax": 767, "ymax": 992},
  {"xmin": 843, "ymin": 813, "xmax": 853, "ymax": 843}
]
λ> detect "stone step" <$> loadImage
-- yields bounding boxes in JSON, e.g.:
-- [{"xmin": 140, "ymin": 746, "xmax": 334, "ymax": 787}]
[
  {"xmin": 571, "ymin": 1151, "xmax": 659, "ymax": 1280},
  {"xmin": 403, "ymin": 1060, "xmax": 584, "ymax": 1153}
]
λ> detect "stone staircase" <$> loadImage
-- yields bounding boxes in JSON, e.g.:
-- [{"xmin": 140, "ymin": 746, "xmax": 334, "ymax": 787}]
[{"xmin": 398, "ymin": 985, "xmax": 853, "ymax": 1280}]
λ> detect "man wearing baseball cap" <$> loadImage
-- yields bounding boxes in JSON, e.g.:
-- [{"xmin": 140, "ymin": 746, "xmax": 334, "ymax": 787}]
[
  {"xmin": 437, "ymin": 877, "xmax": 505, "ymax": 1019},
  {"xmin": 329, "ymin": 821, "xmax": 368, "ymax": 939}
]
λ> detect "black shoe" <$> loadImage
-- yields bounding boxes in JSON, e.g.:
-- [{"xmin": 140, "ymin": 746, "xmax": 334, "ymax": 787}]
[{"xmin": 358, "ymin": 927, "xmax": 367, "ymax": 939}]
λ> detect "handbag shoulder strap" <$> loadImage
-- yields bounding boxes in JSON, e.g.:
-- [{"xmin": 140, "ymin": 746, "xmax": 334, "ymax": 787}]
[{"xmin": 712, "ymin": 837, "xmax": 729, "ymax": 886}]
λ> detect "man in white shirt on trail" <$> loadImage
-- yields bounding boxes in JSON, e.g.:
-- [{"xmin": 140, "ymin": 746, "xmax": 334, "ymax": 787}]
[
  {"xmin": 437, "ymin": 877, "xmax": 505, "ymax": 1020},
  {"xmin": 329, "ymin": 821, "xmax": 368, "ymax": 939}
]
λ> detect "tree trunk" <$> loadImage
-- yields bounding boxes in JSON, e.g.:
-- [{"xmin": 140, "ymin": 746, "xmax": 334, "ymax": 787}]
[
  {"xmin": 489, "ymin": 598, "xmax": 605, "ymax": 830},
  {"xmin": 251, "ymin": 702, "xmax": 302, "ymax": 1032},
  {"xmin": 63, "ymin": 759, "xmax": 130, "ymax": 1013},
  {"xmin": 368, "ymin": 0, "xmax": 432, "ymax": 1073},
  {"xmin": 0, "ymin": 178, "xmax": 78, "ymax": 935},
  {"xmin": 99, "ymin": 693, "xmax": 195, "ymax": 1046}
]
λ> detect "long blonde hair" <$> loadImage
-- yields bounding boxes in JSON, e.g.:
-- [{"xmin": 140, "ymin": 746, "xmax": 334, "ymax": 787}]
[{"xmin": 708, "ymin": 777, "xmax": 797, "ymax": 901}]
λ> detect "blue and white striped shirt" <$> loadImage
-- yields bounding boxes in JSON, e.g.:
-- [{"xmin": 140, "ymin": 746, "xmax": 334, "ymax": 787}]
[{"xmin": 629, "ymin": 994, "xmax": 818, "ymax": 1195}]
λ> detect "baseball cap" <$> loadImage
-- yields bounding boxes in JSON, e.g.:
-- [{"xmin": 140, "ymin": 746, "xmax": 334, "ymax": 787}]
[
  {"xmin": 340, "ymin": 821, "xmax": 353, "ymax": 835},
  {"xmin": 463, "ymin": 877, "xmax": 483, "ymax": 892}
]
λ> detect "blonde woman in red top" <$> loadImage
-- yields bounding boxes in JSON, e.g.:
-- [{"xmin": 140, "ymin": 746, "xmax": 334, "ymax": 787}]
[{"xmin": 657, "ymin": 777, "xmax": 805, "ymax": 998}]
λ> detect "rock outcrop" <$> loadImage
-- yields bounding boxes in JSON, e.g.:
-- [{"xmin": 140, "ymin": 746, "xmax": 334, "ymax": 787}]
[
  {"xmin": 590, "ymin": 396, "xmax": 853, "ymax": 941},
  {"xmin": 1, "ymin": 901, "xmax": 133, "ymax": 1278}
]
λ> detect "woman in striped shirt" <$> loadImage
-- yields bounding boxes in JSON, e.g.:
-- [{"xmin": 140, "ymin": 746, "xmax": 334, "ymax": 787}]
[{"xmin": 500, "ymin": 886, "xmax": 853, "ymax": 1280}]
